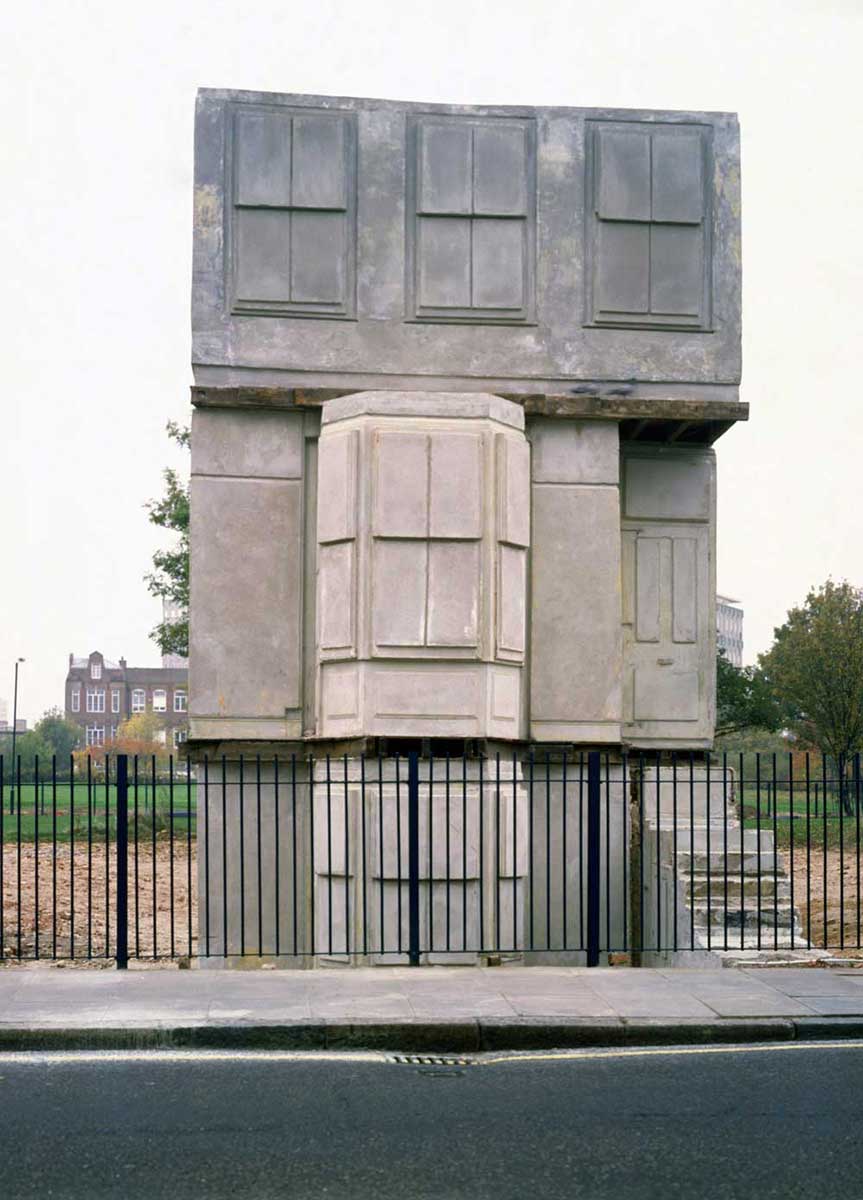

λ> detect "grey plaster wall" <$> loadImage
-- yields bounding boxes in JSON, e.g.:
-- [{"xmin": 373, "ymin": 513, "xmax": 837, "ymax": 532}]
[{"xmin": 192, "ymin": 90, "xmax": 741, "ymax": 402}]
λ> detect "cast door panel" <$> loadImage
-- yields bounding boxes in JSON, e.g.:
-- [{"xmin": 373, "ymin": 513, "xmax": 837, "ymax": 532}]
[{"xmin": 622, "ymin": 525, "xmax": 709, "ymax": 731}]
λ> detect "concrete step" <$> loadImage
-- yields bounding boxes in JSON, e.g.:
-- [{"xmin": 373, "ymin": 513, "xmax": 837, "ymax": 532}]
[
  {"xmin": 683, "ymin": 875, "xmax": 791, "ymax": 902},
  {"xmin": 691, "ymin": 900, "xmax": 796, "ymax": 929},
  {"xmin": 674, "ymin": 850, "xmax": 780, "ymax": 875},
  {"xmin": 693, "ymin": 930, "xmax": 803, "ymax": 951}
]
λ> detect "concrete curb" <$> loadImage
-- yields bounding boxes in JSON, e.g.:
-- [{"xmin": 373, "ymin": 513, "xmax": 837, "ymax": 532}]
[{"xmin": 1, "ymin": 1015, "xmax": 863, "ymax": 1052}]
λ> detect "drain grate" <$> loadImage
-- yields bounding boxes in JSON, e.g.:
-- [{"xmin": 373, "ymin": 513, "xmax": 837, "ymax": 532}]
[{"xmin": 390, "ymin": 1054, "xmax": 474, "ymax": 1067}]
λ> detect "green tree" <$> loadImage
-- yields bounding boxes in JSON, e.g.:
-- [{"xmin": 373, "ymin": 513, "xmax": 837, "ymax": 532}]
[
  {"xmin": 2, "ymin": 729, "xmax": 55, "ymax": 782},
  {"xmin": 715, "ymin": 651, "xmax": 784, "ymax": 739},
  {"xmin": 34, "ymin": 707, "xmax": 82, "ymax": 761},
  {"xmin": 146, "ymin": 420, "xmax": 190, "ymax": 658},
  {"xmin": 759, "ymin": 579, "xmax": 863, "ymax": 813}
]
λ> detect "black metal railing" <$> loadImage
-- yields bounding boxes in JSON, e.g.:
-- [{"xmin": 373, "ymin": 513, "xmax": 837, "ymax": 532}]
[{"xmin": 0, "ymin": 749, "xmax": 860, "ymax": 965}]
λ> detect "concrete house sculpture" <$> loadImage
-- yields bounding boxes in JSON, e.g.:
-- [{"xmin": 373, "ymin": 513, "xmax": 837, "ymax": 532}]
[{"xmin": 188, "ymin": 90, "xmax": 744, "ymax": 963}]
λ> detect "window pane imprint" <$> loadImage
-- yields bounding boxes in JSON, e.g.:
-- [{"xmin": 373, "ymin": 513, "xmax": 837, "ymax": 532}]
[
  {"xmin": 410, "ymin": 115, "xmax": 535, "ymax": 322},
  {"xmin": 588, "ymin": 121, "xmax": 711, "ymax": 330},
  {"xmin": 230, "ymin": 106, "xmax": 356, "ymax": 317}
]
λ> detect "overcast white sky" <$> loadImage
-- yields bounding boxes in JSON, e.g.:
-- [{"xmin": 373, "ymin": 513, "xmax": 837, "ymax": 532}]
[{"xmin": 1, "ymin": 0, "xmax": 861, "ymax": 724}]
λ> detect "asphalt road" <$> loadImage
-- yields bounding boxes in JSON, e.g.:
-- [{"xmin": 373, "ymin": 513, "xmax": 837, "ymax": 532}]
[{"xmin": 1, "ymin": 1042, "xmax": 862, "ymax": 1199}]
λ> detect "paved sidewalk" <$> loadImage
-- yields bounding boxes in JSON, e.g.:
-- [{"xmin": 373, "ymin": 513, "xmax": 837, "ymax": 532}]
[{"xmin": 2, "ymin": 966, "xmax": 863, "ymax": 1051}]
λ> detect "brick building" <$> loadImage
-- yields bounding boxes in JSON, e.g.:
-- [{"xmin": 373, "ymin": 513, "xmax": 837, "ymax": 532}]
[{"xmin": 64, "ymin": 650, "xmax": 188, "ymax": 748}]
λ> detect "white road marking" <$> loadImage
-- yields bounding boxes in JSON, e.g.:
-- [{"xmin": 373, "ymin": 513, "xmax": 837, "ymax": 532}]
[
  {"xmin": 0, "ymin": 1049, "xmax": 389, "ymax": 1066},
  {"xmin": 482, "ymin": 1040, "xmax": 863, "ymax": 1066},
  {"xmin": 0, "ymin": 1040, "xmax": 860, "ymax": 1068}
]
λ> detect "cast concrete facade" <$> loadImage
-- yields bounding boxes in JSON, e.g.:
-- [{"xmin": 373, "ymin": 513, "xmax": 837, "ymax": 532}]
[
  {"xmin": 192, "ymin": 91, "xmax": 741, "ymax": 405},
  {"xmin": 187, "ymin": 89, "xmax": 745, "ymax": 964}
]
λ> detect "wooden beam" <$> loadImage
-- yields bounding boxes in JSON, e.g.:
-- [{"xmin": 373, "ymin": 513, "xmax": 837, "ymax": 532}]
[
  {"xmin": 190, "ymin": 386, "xmax": 749, "ymax": 442},
  {"xmin": 521, "ymin": 394, "xmax": 748, "ymax": 424}
]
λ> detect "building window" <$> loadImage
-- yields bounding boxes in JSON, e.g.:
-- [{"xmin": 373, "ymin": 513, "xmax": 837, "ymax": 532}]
[
  {"xmin": 86, "ymin": 726, "xmax": 105, "ymax": 747},
  {"xmin": 86, "ymin": 688, "xmax": 105, "ymax": 714},
  {"xmin": 408, "ymin": 115, "xmax": 536, "ymax": 323},
  {"xmin": 131, "ymin": 689, "xmax": 145, "ymax": 713},
  {"xmin": 71, "ymin": 689, "xmax": 80, "ymax": 713},
  {"xmin": 156, "ymin": 729, "xmax": 167, "ymax": 745},
  {"xmin": 174, "ymin": 691, "xmax": 187, "ymax": 713},
  {"xmin": 110, "ymin": 726, "xmax": 118, "ymax": 741},
  {"xmin": 91, "ymin": 662, "xmax": 102, "ymax": 680},
  {"xmin": 173, "ymin": 728, "xmax": 188, "ymax": 748},
  {"xmin": 153, "ymin": 689, "xmax": 167, "ymax": 712},
  {"xmin": 111, "ymin": 690, "xmax": 120, "ymax": 714}
]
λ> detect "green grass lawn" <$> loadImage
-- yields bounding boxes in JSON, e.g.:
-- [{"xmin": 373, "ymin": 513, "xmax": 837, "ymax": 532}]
[
  {"xmin": 737, "ymin": 785, "xmax": 863, "ymax": 851},
  {"xmin": 0, "ymin": 783, "xmax": 197, "ymax": 844}
]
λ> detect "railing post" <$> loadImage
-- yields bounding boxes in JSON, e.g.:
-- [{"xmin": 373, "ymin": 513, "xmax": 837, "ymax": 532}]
[
  {"xmin": 408, "ymin": 751, "xmax": 421, "ymax": 966},
  {"xmin": 586, "ymin": 750, "xmax": 601, "ymax": 967},
  {"xmin": 115, "ymin": 754, "xmax": 129, "ymax": 970}
]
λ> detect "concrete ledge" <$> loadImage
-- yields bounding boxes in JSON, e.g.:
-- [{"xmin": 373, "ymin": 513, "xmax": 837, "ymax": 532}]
[{"xmin": 2, "ymin": 1014, "xmax": 861, "ymax": 1054}]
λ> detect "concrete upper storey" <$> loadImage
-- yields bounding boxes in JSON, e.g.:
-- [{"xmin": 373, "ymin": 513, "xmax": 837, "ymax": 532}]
[{"xmin": 192, "ymin": 90, "xmax": 742, "ymax": 413}]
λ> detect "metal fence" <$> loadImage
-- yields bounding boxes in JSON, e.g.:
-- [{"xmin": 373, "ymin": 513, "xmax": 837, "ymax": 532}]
[{"xmin": 0, "ymin": 749, "xmax": 861, "ymax": 966}]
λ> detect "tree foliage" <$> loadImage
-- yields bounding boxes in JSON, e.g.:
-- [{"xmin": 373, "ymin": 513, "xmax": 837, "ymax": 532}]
[
  {"xmin": 715, "ymin": 651, "xmax": 784, "ymax": 738},
  {"xmin": 145, "ymin": 420, "xmax": 190, "ymax": 658},
  {"xmin": 117, "ymin": 712, "xmax": 164, "ymax": 747},
  {"xmin": 1, "ymin": 730, "xmax": 55, "ymax": 781},
  {"xmin": 34, "ymin": 708, "xmax": 83, "ymax": 760},
  {"xmin": 759, "ymin": 580, "xmax": 863, "ymax": 810}
]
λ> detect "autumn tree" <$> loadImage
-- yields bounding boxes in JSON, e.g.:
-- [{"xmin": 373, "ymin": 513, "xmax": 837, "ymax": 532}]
[
  {"xmin": 759, "ymin": 580, "xmax": 863, "ymax": 813},
  {"xmin": 146, "ymin": 420, "xmax": 190, "ymax": 658},
  {"xmin": 117, "ymin": 712, "xmax": 164, "ymax": 747}
]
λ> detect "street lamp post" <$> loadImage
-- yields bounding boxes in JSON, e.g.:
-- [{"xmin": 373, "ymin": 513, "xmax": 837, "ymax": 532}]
[{"xmin": 9, "ymin": 657, "xmax": 24, "ymax": 815}]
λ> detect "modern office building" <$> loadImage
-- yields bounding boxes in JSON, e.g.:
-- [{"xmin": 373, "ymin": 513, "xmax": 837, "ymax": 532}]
[{"xmin": 716, "ymin": 595, "xmax": 744, "ymax": 667}]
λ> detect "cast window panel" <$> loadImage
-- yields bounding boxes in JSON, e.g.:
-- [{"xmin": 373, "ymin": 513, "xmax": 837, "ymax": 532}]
[
  {"xmin": 91, "ymin": 662, "xmax": 102, "ymax": 680},
  {"xmin": 587, "ymin": 121, "xmax": 712, "ymax": 330},
  {"xmin": 409, "ymin": 114, "xmax": 536, "ymax": 323},
  {"xmin": 174, "ymin": 691, "xmax": 187, "ymax": 713},
  {"xmin": 86, "ymin": 689, "xmax": 105, "ymax": 714},
  {"xmin": 173, "ymin": 728, "xmax": 188, "ymax": 748},
  {"xmin": 131, "ymin": 689, "xmax": 145, "ymax": 713},
  {"xmin": 152, "ymin": 689, "xmax": 167, "ymax": 712},
  {"xmin": 371, "ymin": 429, "xmax": 483, "ymax": 654},
  {"xmin": 230, "ymin": 105, "xmax": 356, "ymax": 318},
  {"xmin": 71, "ymin": 689, "xmax": 80, "ymax": 713},
  {"xmin": 111, "ymin": 690, "xmax": 121, "ymax": 714},
  {"xmin": 86, "ymin": 726, "xmax": 105, "ymax": 747}
]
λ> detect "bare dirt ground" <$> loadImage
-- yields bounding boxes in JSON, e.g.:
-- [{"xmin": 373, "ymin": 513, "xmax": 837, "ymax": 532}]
[
  {"xmin": 790, "ymin": 847, "xmax": 863, "ymax": 954},
  {"xmin": 3, "ymin": 839, "xmax": 862, "ymax": 965},
  {"xmin": 1, "ymin": 838, "xmax": 197, "ymax": 963}
]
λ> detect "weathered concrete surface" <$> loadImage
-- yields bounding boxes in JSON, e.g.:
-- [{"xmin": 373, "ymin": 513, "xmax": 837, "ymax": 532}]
[
  {"xmin": 621, "ymin": 445, "xmax": 717, "ymax": 747},
  {"xmin": 189, "ymin": 407, "xmax": 318, "ymax": 740},
  {"xmin": 193, "ymin": 90, "xmax": 741, "ymax": 405},
  {"xmin": 316, "ymin": 392, "xmax": 529, "ymax": 740},
  {"xmin": 528, "ymin": 419, "xmax": 622, "ymax": 742},
  {"xmin": 189, "ymin": 399, "xmax": 720, "ymax": 750}
]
